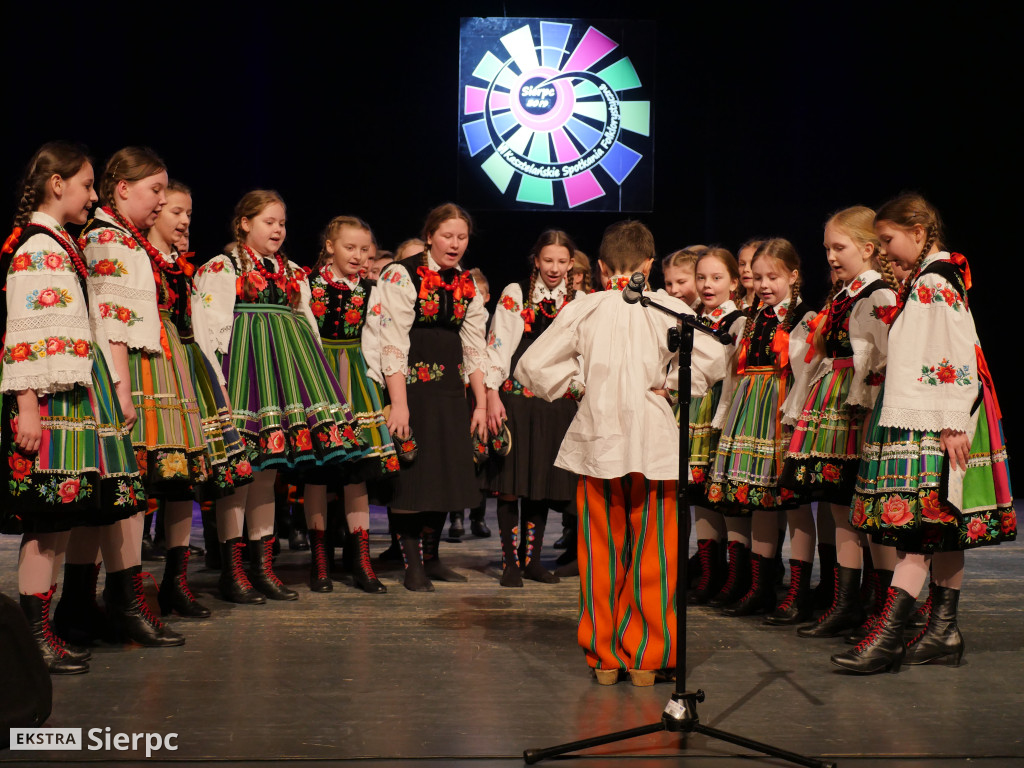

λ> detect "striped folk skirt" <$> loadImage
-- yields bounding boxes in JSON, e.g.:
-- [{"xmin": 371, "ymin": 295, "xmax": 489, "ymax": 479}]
[
  {"xmin": 706, "ymin": 367, "xmax": 795, "ymax": 514},
  {"xmin": 686, "ymin": 380, "xmax": 723, "ymax": 495},
  {"xmin": 852, "ymin": 381, "xmax": 1016, "ymax": 553},
  {"xmin": 577, "ymin": 474, "xmax": 677, "ymax": 672},
  {"xmin": 779, "ymin": 358, "xmax": 863, "ymax": 505},
  {"xmin": 1, "ymin": 353, "xmax": 146, "ymax": 534},
  {"xmin": 224, "ymin": 304, "xmax": 370, "ymax": 473},
  {"xmin": 321, "ymin": 337, "xmax": 398, "ymax": 481}
]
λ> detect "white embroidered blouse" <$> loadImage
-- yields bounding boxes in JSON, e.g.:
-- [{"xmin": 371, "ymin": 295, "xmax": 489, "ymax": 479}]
[
  {"xmin": 514, "ymin": 279, "xmax": 728, "ymax": 481},
  {"xmin": 878, "ymin": 252, "xmax": 979, "ymax": 434},
  {"xmin": 484, "ymin": 278, "xmax": 569, "ymax": 391},
  {"xmin": 2, "ymin": 212, "xmax": 119, "ymax": 394},
  {"xmin": 374, "ymin": 254, "xmax": 487, "ymax": 379}
]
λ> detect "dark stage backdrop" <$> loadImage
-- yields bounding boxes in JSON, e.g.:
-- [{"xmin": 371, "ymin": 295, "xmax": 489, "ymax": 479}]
[{"xmin": 2, "ymin": 2, "xmax": 1019, "ymax": 483}]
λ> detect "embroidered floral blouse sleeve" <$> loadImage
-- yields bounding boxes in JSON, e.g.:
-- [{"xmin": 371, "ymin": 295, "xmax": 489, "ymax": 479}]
[
  {"xmin": 187, "ymin": 277, "xmax": 227, "ymax": 387},
  {"xmin": 879, "ymin": 259, "xmax": 979, "ymax": 433},
  {"xmin": 376, "ymin": 262, "xmax": 416, "ymax": 378},
  {"xmin": 361, "ymin": 285, "xmax": 383, "ymax": 385},
  {"xmin": 192, "ymin": 255, "xmax": 237, "ymax": 356},
  {"xmin": 291, "ymin": 262, "xmax": 320, "ymax": 341},
  {"xmin": 781, "ymin": 308, "xmax": 820, "ymax": 424},
  {"xmin": 1, "ymin": 231, "xmax": 95, "ymax": 395},
  {"xmin": 460, "ymin": 285, "xmax": 488, "ymax": 378},
  {"xmin": 484, "ymin": 282, "xmax": 525, "ymax": 390},
  {"xmin": 846, "ymin": 286, "xmax": 897, "ymax": 409},
  {"xmin": 711, "ymin": 315, "xmax": 748, "ymax": 430},
  {"xmin": 82, "ymin": 220, "xmax": 161, "ymax": 354}
]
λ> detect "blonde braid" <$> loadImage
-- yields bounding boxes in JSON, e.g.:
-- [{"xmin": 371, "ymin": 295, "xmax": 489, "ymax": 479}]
[
  {"xmin": 785, "ymin": 280, "xmax": 802, "ymax": 332},
  {"xmin": 877, "ymin": 257, "xmax": 900, "ymax": 293}
]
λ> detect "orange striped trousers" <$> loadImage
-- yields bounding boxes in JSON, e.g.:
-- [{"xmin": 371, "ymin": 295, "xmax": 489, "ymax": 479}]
[{"xmin": 577, "ymin": 474, "xmax": 678, "ymax": 672}]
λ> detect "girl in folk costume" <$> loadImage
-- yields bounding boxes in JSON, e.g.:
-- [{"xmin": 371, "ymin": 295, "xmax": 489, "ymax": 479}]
[
  {"xmin": 1, "ymin": 143, "xmax": 147, "ymax": 673},
  {"xmin": 779, "ymin": 206, "xmax": 900, "ymax": 638},
  {"xmin": 144, "ymin": 180, "xmax": 254, "ymax": 616},
  {"xmin": 304, "ymin": 216, "xmax": 397, "ymax": 594},
  {"xmin": 53, "ymin": 147, "xmax": 191, "ymax": 649},
  {"xmin": 376, "ymin": 203, "xmax": 488, "ymax": 592},
  {"xmin": 192, "ymin": 190, "xmax": 369, "ymax": 604},
  {"xmin": 686, "ymin": 248, "xmax": 747, "ymax": 605},
  {"xmin": 832, "ymin": 194, "xmax": 1015, "ymax": 674},
  {"xmin": 484, "ymin": 230, "xmax": 580, "ymax": 587},
  {"xmin": 705, "ymin": 238, "xmax": 817, "ymax": 618},
  {"xmin": 661, "ymin": 249, "xmax": 701, "ymax": 307},
  {"xmin": 734, "ymin": 238, "xmax": 764, "ymax": 313}
]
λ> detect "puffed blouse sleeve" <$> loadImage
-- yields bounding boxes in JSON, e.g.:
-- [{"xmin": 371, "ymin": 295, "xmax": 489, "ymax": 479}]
[
  {"xmin": 376, "ymin": 262, "xmax": 416, "ymax": 378},
  {"xmin": 846, "ymin": 286, "xmax": 897, "ymax": 409},
  {"xmin": 192, "ymin": 255, "xmax": 237, "ymax": 356},
  {"xmin": 187, "ymin": 275, "xmax": 226, "ymax": 387},
  {"xmin": 1, "ymin": 233, "xmax": 96, "ymax": 394},
  {"xmin": 514, "ymin": 299, "xmax": 582, "ymax": 401},
  {"xmin": 460, "ymin": 282, "xmax": 488, "ymax": 377},
  {"xmin": 291, "ymin": 263, "xmax": 320, "ymax": 343},
  {"xmin": 82, "ymin": 227, "xmax": 161, "ymax": 354},
  {"xmin": 711, "ymin": 316, "xmax": 748, "ymax": 429},
  {"xmin": 781, "ymin": 309, "xmax": 820, "ymax": 425},
  {"xmin": 484, "ymin": 282, "xmax": 525, "ymax": 390},
  {"xmin": 879, "ymin": 268, "xmax": 979, "ymax": 433},
  {"xmin": 361, "ymin": 284, "xmax": 384, "ymax": 385}
]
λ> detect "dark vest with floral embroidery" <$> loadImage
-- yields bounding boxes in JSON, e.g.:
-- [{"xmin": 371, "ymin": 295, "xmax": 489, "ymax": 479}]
[
  {"xmin": 517, "ymin": 279, "xmax": 563, "ymax": 340},
  {"xmin": 310, "ymin": 271, "xmax": 371, "ymax": 341},
  {"xmin": 747, "ymin": 300, "xmax": 810, "ymax": 367},
  {"xmin": 404, "ymin": 253, "xmax": 470, "ymax": 330},
  {"xmin": 823, "ymin": 280, "xmax": 887, "ymax": 359}
]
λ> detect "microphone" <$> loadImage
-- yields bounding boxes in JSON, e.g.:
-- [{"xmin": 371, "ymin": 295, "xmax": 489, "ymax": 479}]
[{"xmin": 622, "ymin": 272, "xmax": 645, "ymax": 304}]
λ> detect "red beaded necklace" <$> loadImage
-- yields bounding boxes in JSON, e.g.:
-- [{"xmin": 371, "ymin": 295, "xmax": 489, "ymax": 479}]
[
  {"xmin": 243, "ymin": 244, "xmax": 288, "ymax": 287},
  {"xmin": 319, "ymin": 263, "xmax": 355, "ymax": 291},
  {"xmin": 102, "ymin": 206, "xmax": 179, "ymax": 274},
  {"xmin": 34, "ymin": 222, "xmax": 90, "ymax": 281}
]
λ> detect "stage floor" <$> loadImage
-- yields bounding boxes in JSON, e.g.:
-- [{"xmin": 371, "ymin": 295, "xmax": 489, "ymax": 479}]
[{"xmin": 2, "ymin": 501, "xmax": 1021, "ymax": 767}]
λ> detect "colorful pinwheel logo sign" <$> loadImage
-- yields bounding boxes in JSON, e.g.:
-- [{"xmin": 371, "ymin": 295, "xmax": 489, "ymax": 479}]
[{"xmin": 459, "ymin": 18, "xmax": 653, "ymax": 211}]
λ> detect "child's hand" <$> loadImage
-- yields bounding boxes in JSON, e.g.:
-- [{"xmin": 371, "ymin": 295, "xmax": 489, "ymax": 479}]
[
  {"xmin": 387, "ymin": 403, "xmax": 411, "ymax": 440},
  {"xmin": 470, "ymin": 407, "xmax": 488, "ymax": 442},
  {"xmin": 940, "ymin": 428, "xmax": 970, "ymax": 472},
  {"xmin": 486, "ymin": 388, "xmax": 506, "ymax": 434},
  {"xmin": 650, "ymin": 388, "xmax": 671, "ymax": 403},
  {"xmin": 116, "ymin": 380, "xmax": 137, "ymax": 428},
  {"xmin": 13, "ymin": 410, "xmax": 42, "ymax": 454}
]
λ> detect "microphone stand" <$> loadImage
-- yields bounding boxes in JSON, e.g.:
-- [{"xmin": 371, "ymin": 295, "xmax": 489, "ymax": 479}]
[{"xmin": 524, "ymin": 279, "xmax": 836, "ymax": 768}]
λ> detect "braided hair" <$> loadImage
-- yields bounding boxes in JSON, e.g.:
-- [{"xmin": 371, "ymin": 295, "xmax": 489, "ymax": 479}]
[
  {"xmin": 12, "ymin": 142, "xmax": 92, "ymax": 229},
  {"xmin": 741, "ymin": 238, "xmax": 803, "ymax": 347},
  {"xmin": 99, "ymin": 147, "xmax": 165, "ymax": 209},
  {"xmin": 231, "ymin": 189, "xmax": 301, "ymax": 309},
  {"xmin": 875, "ymin": 193, "xmax": 944, "ymax": 306},
  {"xmin": 572, "ymin": 250, "xmax": 592, "ymax": 293}
]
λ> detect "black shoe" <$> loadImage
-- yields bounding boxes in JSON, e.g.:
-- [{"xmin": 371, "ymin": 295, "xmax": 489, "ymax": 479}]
[
  {"xmin": 764, "ymin": 559, "xmax": 813, "ymax": 625},
  {"xmin": 470, "ymin": 518, "xmax": 491, "ymax": 538},
  {"xmin": 722, "ymin": 554, "xmax": 775, "ymax": 617},
  {"xmin": 54, "ymin": 563, "xmax": 114, "ymax": 646},
  {"xmin": 798, "ymin": 566, "xmax": 866, "ymax": 638},
  {"xmin": 104, "ymin": 566, "xmax": 185, "ymax": 647},
  {"xmin": 289, "ymin": 527, "xmax": 309, "ymax": 551},
  {"xmin": 422, "ymin": 525, "xmax": 467, "ymax": 582},
  {"xmin": 21, "ymin": 587, "xmax": 90, "ymax": 674},
  {"xmin": 248, "ymin": 536, "xmax": 299, "ymax": 601},
  {"xmin": 497, "ymin": 502, "xmax": 523, "ymax": 588},
  {"xmin": 448, "ymin": 511, "xmax": 466, "ymax": 540},
  {"xmin": 553, "ymin": 528, "xmax": 570, "ymax": 549},
  {"xmin": 831, "ymin": 587, "xmax": 916, "ymax": 674},
  {"xmin": 308, "ymin": 530, "xmax": 333, "ymax": 593},
  {"xmin": 349, "ymin": 529, "xmax": 386, "ymax": 593},
  {"xmin": 379, "ymin": 534, "xmax": 403, "ymax": 561},
  {"xmin": 159, "ymin": 546, "xmax": 212, "ymax": 618},
  {"xmin": 709, "ymin": 541, "xmax": 751, "ymax": 608},
  {"xmin": 218, "ymin": 538, "xmax": 266, "ymax": 604},
  {"xmin": 141, "ymin": 531, "xmax": 165, "ymax": 562},
  {"xmin": 688, "ymin": 539, "xmax": 723, "ymax": 605},
  {"xmin": 519, "ymin": 503, "xmax": 558, "ymax": 584},
  {"xmin": 904, "ymin": 584, "xmax": 964, "ymax": 666},
  {"xmin": 399, "ymin": 535, "xmax": 434, "ymax": 592},
  {"xmin": 811, "ymin": 543, "xmax": 837, "ymax": 610}
]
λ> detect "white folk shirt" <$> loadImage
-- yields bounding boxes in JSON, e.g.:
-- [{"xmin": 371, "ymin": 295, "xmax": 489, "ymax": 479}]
[
  {"xmin": 485, "ymin": 278, "xmax": 569, "ymax": 390},
  {"xmin": 514, "ymin": 277, "xmax": 728, "ymax": 481},
  {"xmin": 374, "ymin": 255, "xmax": 487, "ymax": 379}
]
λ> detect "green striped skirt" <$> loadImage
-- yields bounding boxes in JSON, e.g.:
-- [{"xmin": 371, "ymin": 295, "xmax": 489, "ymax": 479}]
[
  {"xmin": 1, "ymin": 352, "xmax": 146, "ymax": 534},
  {"xmin": 321, "ymin": 337, "xmax": 398, "ymax": 480},
  {"xmin": 224, "ymin": 304, "xmax": 371, "ymax": 472},
  {"xmin": 851, "ymin": 381, "xmax": 1016, "ymax": 553},
  {"xmin": 706, "ymin": 367, "xmax": 795, "ymax": 514}
]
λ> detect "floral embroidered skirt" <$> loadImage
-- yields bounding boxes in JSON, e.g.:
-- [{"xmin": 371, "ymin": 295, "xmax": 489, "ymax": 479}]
[
  {"xmin": 389, "ymin": 326, "xmax": 480, "ymax": 511},
  {"xmin": 779, "ymin": 360, "xmax": 863, "ymax": 505},
  {"xmin": 686, "ymin": 381, "xmax": 723, "ymax": 500},
  {"xmin": 129, "ymin": 323, "xmax": 212, "ymax": 500},
  {"xmin": 852, "ymin": 382, "xmax": 1016, "ymax": 553},
  {"xmin": 1, "ymin": 354, "xmax": 146, "ymax": 534},
  {"xmin": 321, "ymin": 337, "xmax": 397, "ymax": 482},
  {"xmin": 706, "ymin": 367, "xmax": 796, "ymax": 514},
  {"xmin": 180, "ymin": 330, "xmax": 254, "ymax": 498},
  {"xmin": 486, "ymin": 384, "xmax": 578, "ymax": 502},
  {"xmin": 224, "ymin": 303, "xmax": 370, "ymax": 473}
]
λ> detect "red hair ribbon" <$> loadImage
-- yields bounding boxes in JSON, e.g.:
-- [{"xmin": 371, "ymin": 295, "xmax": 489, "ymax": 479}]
[
  {"xmin": 949, "ymin": 252, "xmax": 972, "ymax": 291},
  {"xmin": 1, "ymin": 227, "xmax": 23, "ymax": 255}
]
